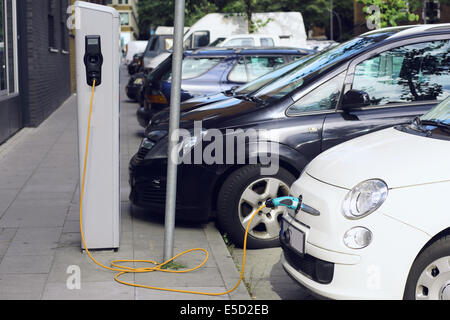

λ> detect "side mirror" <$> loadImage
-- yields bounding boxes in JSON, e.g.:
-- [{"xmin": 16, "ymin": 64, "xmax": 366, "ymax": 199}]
[{"xmin": 342, "ymin": 89, "xmax": 370, "ymax": 110}]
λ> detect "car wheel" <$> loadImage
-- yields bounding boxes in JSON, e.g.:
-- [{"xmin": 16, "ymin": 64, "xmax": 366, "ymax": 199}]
[
  {"xmin": 404, "ymin": 235, "xmax": 450, "ymax": 300},
  {"xmin": 217, "ymin": 165, "xmax": 295, "ymax": 249}
]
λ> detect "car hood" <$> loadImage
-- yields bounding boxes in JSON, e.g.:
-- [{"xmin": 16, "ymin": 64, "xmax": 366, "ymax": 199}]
[
  {"xmin": 151, "ymin": 97, "xmax": 260, "ymax": 131},
  {"xmin": 152, "ymin": 93, "xmax": 230, "ymax": 126},
  {"xmin": 306, "ymin": 127, "xmax": 450, "ymax": 189},
  {"xmin": 180, "ymin": 97, "xmax": 258, "ymax": 125}
]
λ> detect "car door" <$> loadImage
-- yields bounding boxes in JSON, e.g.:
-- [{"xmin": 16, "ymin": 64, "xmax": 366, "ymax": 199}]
[
  {"xmin": 281, "ymin": 70, "xmax": 347, "ymax": 160},
  {"xmin": 322, "ymin": 36, "xmax": 450, "ymax": 151}
]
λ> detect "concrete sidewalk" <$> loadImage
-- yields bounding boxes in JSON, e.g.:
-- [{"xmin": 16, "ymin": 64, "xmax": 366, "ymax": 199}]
[{"xmin": 0, "ymin": 68, "xmax": 250, "ymax": 300}]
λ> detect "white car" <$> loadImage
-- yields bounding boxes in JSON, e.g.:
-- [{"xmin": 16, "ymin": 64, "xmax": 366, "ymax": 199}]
[{"xmin": 281, "ymin": 96, "xmax": 450, "ymax": 300}]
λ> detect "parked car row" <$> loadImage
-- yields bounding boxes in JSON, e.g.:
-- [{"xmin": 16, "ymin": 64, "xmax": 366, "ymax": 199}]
[
  {"xmin": 127, "ymin": 24, "xmax": 450, "ymax": 300},
  {"xmin": 136, "ymin": 47, "xmax": 314, "ymax": 127}
]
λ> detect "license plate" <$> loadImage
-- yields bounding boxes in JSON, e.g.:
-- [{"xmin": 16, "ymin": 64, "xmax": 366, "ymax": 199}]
[{"xmin": 281, "ymin": 218, "xmax": 305, "ymax": 255}]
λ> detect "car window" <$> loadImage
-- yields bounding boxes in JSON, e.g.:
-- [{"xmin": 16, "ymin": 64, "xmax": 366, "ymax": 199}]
[
  {"xmin": 236, "ymin": 58, "xmax": 308, "ymax": 95},
  {"xmin": 352, "ymin": 40, "xmax": 450, "ymax": 106},
  {"xmin": 287, "ymin": 73, "xmax": 345, "ymax": 115},
  {"xmin": 163, "ymin": 57, "xmax": 223, "ymax": 81},
  {"xmin": 261, "ymin": 38, "xmax": 275, "ymax": 47},
  {"xmin": 144, "ymin": 37, "xmax": 156, "ymax": 56},
  {"xmin": 223, "ymin": 38, "xmax": 255, "ymax": 47},
  {"xmin": 246, "ymin": 56, "xmax": 286, "ymax": 81},
  {"xmin": 210, "ymin": 37, "xmax": 226, "ymax": 47},
  {"xmin": 164, "ymin": 38, "xmax": 173, "ymax": 50},
  {"xmin": 228, "ymin": 57, "xmax": 247, "ymax": 83},
  {"xmin": 150, "ymin": 38, "xmax": 159, "ymax": 51},
  {"xmin": 253, "ymin": 34, "xmax": 391, "ymax": 102},
  {"xmin": 193, "ymin": 31, "xmax": 210, "ymax": 48},
  {"xmin": 229, "ymin": 56, "xmax": 287, "ymax": 83}
]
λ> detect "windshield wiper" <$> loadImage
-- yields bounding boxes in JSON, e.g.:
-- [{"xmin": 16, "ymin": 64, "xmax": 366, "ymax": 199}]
[
  {"xmin": 410, "ymin": 117, "xmax": 432, "ymax": 135},
  {"xmin": 420, "ymin": 119, "xmax": 450, "ymax": 129},
  {"xmin": 420, "ymin": 119, "xmax": 450, "ymax": 134},
  {"xmin": 244, "ymin": 95, "xmax": 264, "ymax": 104}
]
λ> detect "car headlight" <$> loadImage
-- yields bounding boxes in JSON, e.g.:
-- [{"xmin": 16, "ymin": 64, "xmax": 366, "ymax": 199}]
[
  {"xmin": 342, "ymin": 179, "xmax": 388, "ymax": 219},
  {"xmin": 140, "ymin": 138, "xmax": 155, "ymax": 150},
  {"xmin": 134, "ymin": 77, "xmax": 144, "ymax": 85}
]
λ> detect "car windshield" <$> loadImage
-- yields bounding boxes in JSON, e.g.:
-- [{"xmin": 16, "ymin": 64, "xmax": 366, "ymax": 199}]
[
  {"xmin": 420, "ymin": 96, "xmax": 450, "ymax": 124},
  {"xmin": 252, "ymin": 33, "xmax": 392, "ymax": 101},
  {"xmin": 163, "ymin": 56, "xmax": 224, "ymax": 81},
  {"xmin": 234, "ymin": 57, "xmax": 312, "ymax": 96},
  {"xmin": 144, "ymin": 36, "xmax": 156, "ymax": 57}
]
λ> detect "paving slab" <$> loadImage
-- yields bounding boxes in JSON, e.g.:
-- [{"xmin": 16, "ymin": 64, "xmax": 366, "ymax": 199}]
[
  {"xmin": 0, "ymin": 255, "xmax": 54, "ymax": 274},
  {"xmin": 0, "ymin": 274, "xmax": 48, "ymax": 300},
  {"xmin": 42, "ymin": 281, "xmax": 135, "ymax": 300}
]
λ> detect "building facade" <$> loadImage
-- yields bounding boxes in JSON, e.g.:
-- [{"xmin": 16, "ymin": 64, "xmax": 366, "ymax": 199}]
[
  {"xmin": 0, "ymin": 0, "xmax": 73, "ymax": 145},
  {"xmin": 107, "ymin": 0, "xmax": 139, "ymax": 52}
]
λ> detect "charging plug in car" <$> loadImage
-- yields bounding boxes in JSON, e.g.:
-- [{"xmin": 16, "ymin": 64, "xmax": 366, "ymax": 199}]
[
  {"xmin": 265, "ymin": 196, "xmax": 302, "ymax": 211},
  {"xmin": 84, "ymin": 35, "xmax": 103, "ymax": 86}
]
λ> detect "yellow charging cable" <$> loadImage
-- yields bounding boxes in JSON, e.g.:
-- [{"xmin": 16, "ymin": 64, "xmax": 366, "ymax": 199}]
[{"xmin": 79, "ymin": 79, "xmax": 266, "ymax": 296}]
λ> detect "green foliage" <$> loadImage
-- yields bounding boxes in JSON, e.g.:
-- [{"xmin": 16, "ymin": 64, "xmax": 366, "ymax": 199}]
[
  {"xmin": 137, "ymin": 0, "xmax": 342, "ymax": 39},
  {"xmin": 358, "ymin": 0, "xmax": 420, "ymax": 28},
  {"xmin": 137, "ymin": 0, "xmax": 220, "ymax": 39}
]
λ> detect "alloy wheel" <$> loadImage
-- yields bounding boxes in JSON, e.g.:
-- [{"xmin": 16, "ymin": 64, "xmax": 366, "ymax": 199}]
[{"xmin": 238, "ymin": 177, "xmax": 290, "ymax": 241}]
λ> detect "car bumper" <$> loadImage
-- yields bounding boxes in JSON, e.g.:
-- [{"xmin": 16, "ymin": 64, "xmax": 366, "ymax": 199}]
[
  {"xmin": 281, "ymin": 172, "xmax": 430, "ymax": 300},
  {"xmin": 129, "ymin": 154, "xmax": 224, "ymax": 222},
  {"xmin": 137, "ymin": 106, "xmax": 151, "ymax": 128},
  {"xmin": 126, "ymin": 84, "xmax": 141, "ymax": 100}
]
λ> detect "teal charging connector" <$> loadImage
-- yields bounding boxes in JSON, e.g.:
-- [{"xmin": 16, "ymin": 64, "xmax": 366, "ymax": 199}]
[{"xmin": 265, "ymin": 196, "xmax": 302, "ymax": 211}]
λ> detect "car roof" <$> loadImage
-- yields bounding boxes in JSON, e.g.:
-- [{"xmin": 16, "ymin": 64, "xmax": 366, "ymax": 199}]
[
  {"xmin": 221, "ymin": 34, "xmax": 278, "ymax": 39},
  {"xmin": 189, "ymin": 46, "xmax": 313, "ymax": 57},
  {"xmin": 361, "ymin": 23, "xmax": 450, "ymax": 40}
]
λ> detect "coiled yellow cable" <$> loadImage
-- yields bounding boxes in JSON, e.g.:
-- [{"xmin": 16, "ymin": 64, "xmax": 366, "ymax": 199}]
[{"xmin": 79, "ymin": 79, "xmax": 266, "ymax": 296}]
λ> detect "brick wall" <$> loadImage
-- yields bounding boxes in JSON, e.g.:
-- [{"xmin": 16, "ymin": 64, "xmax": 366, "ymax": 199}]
[{"xmin": 23, "ymin": 0, "xmax": 71, "ymax": 127}]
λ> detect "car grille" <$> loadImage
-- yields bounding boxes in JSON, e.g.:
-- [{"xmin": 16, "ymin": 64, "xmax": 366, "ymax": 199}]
[
  {"xmin": 282, "ymin": 244, "xmax": 334, "ymax": 285},
  {"xmin": 138, "ymin": 183, "xmax": 167, "ymax": 205},
  {"xmin": 132, "ymin": 179, "xmax": 183, "ymax": 207},
  {"xmin": 135, "ymin": 148, "xmax": 149, "ymax": 162}
]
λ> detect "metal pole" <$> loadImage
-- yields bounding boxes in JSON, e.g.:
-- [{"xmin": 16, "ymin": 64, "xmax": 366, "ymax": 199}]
[
  {"xmin": 164, "ymin": 0, "xmax": 185, "ymax": 262},
  {"xmin": 330, "ymin": 0, "xmax": 334, "ymax": 41}
]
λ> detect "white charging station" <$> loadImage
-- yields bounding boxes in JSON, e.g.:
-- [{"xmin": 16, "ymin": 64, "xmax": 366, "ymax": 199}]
[{"xmin": 74, "ymin": 1, "xmax": 120, "ymax": 250}]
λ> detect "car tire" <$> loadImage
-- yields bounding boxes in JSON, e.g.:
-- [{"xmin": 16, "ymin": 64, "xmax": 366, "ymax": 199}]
[
  {"xmin": 404, "ymin": 235, "xmax": 450, "ymax": 300},
  {"xmin": 217, "ymin": 165, "xmax": 296, "ymax": 249}
]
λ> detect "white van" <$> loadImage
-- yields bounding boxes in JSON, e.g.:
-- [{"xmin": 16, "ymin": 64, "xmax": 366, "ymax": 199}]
[
  {"xmin": 125, "ymin": 41, "xmax": 148, "ymax": 65},
  {"xmin": 145, "ymin": 12, "xmax": 307, "ymax": 71},
  {"xmin": 183, "ymin": 12, "xmax": 307, "ymax": 49},
  {"xmin": 143, "ymin": 26, "xmax": 190, "ymax": 70}
]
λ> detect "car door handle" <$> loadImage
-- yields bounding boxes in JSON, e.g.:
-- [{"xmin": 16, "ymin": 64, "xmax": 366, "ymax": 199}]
[{"xmin": 309, "ymin": 127, "xmax": 319, "ymax": 133}]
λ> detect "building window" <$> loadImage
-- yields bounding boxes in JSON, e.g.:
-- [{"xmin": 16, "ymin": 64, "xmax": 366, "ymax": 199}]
[
  {"xmin": 0, "ymin": 0, "xmax": 7, "ymax": 92},
  {"xmin": 60, "ymin": 0, "xmax": 67, "ymax": 51},
  {"xmin": 0, "ymin": 0, "xmax": 18, "ymax": 95},
  {"xmin": 48, "ymin": 0, "xmax": 55, "ymax": 49},
  {"xmin": 120, "ymin": 12, "xmax": 129, "ymax": 26}
]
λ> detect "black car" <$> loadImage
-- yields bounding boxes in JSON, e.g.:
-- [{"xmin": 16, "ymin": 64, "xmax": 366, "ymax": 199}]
[
  {"xmin": 129, "ymin": 25, "xmax": 450, "ymax": 249},
  {"xmin": 128, "ymin": 52, "xmax": 144, "ymax": 75},
  {"xmin": 126, "ymin": 72, "xmax": 146, "ymax": 102},
  {"xmin": 137, "ymin": 47, "xmax": 313, "ymax": 127}
]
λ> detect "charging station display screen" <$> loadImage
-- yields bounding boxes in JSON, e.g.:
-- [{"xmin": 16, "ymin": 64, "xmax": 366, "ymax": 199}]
[{"xmin": 88, "ymin": 38, "xmax": 99, "ymax": 45}]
